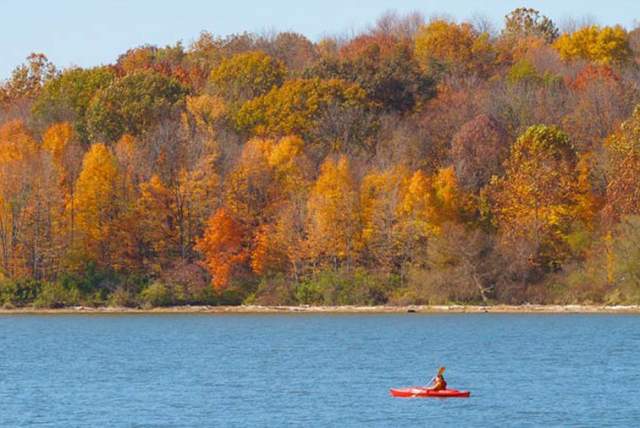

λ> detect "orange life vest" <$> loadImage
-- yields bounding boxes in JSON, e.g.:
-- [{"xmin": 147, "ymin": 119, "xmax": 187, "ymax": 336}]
[{"xmin": 433, "ymin": 375, "xmax": 447, "ymax": 391}]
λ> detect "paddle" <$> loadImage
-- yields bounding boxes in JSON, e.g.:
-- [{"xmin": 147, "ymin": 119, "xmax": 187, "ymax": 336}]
[{"xmin": 410, "ymin": 378, "xmax": 435, "ymax": 397}]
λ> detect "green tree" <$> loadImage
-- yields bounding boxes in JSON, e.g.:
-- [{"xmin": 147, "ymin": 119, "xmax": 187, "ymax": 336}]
[
  {"xmin": 86, "ymin": 70, "xmax": 188, "ymax": 142},
  {"xmin": 209, "ymin": 51, "xmax": 285, "ymax": 107},
  {"xmin": 306, "ymin": 43, "xmax": 434, "ymax": 113},
  {"xmin": 33, "ymin": 66, "xmax": 115, "ymax": 143}
]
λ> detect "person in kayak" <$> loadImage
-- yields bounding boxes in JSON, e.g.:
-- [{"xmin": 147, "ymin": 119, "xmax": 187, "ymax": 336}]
[{"xmin": 427, "ymin": 367, "xmax": 447, "ymax": 391}]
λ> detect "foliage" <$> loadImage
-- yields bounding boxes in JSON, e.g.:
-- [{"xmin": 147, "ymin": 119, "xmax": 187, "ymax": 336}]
[
  {"xmin": 3, "ymin": 11, "xmax": 640, "ymax": 307},
  {"xmin": 295, "ymin": 269, "xmax": 392, "ymax": 305},
  {"xmin": 554, "ymin": 25, "xmax": 632, "ymax": 65},
  {"xmin": 33, "ymin": 282, "xmax": 79, "ymax": 308},
  {"xmin": 489, "ymin": 125, "xmax": 586, "ymax": 272},
  {"xmin": 235, "ymin": 78, "xmax": 374, "ymax": 156},
  {"xmin": 33, "ymin": 66, "xmax": 115, "ymax": 142},
  {"xmin": 86, "ymin": 70, "xmax": 188, "ymax": 142},
  {"xmin": 414, "ymin": 20, "xmax": 495, "ymax": 76},
  {"xmin": 502, "ymin": 8, "xmax": 559, "ymax": 43},
  {"xmin": 604, "ymin": 106, "xmax": 640, "ymax": 221},
  {"xmin": 140, "ymin": 282, "xmax": 172, "ymax": 307},
  {"xmin": 451, "ymin": 114, "xmax": 508, "ymax": 192},
  {"xmin": 196, "ymin": 208, "xmax": 248, "ymax": 289},
  {"xmin": 72, "ymin": 143, "xmax": 123, "ymax": 266},
  {"xmin": 209, "ymin": 51, "xmax": 285, "ymax": 107},
  {"xmin": 0, "ymin": 53, "xmax": 56, "ymax": 106},
  {"xmin": 306, "ymin": 156, "xmax": 360, "ymax": 267},
  {"xmin": 307, "ymin": 43, "xmax": 434, "ymax": 113}
]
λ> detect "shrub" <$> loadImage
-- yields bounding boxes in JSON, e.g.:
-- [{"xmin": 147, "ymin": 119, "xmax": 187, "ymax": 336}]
[
  {"xmin": 139, "ymin": 282, "xmax": 171, "ymax": 307},
  {"xmin": 295, "ymin": 269, "xmax": 392, "ymax": 306},
  {"xmin": 0, "ymin": 279, "xmax": 42, "ymax": 306},
  {"xmin": 248, "ymin": 275, "xmax": 296, "ymax": 305},
  {"xmin": 108, "ymin": 287, "xmax": 137, "ymax": 307},
  {"xmin": 33, "ymin": 282, "xmax": 79, "ymax": 308}
]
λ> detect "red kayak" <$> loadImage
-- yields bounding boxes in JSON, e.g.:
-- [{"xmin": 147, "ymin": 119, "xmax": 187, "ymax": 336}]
[{"xmin": 389, "ymin": 387, "xmax": 470, "ymax": 398}]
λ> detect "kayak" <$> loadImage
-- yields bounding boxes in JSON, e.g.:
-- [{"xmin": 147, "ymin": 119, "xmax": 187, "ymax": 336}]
[{"xmin": 389, "ymin": 387, "xmax": 471, "ymax": 398}]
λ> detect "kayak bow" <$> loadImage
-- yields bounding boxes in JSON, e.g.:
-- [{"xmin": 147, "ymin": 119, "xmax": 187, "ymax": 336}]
[{"xmin": 389, "ymin": 387, "xmax": 470, "ymax": 398}]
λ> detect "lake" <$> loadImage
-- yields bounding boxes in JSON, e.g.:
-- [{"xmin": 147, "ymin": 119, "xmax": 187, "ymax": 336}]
[{"xmin": 1, "ymin": 313, "xmax": 639, "ymax": 427}]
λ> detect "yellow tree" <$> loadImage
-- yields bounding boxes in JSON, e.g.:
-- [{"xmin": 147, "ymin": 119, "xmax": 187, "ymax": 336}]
[
  {"xmin": 42, "ymin": 122, "xmax": 83, "ymax": 246},
  {"xmin": 604, "ymin": 106, "xmax": 640, "ymax": 221},
  {"xmin": 72, "ymin": 143, "xmax": 122, "ymax": 267},
  {"xmin": 209, "ymin": 51, "xmax": 286, "ymax": 109},
  {"xmin": 227, "ymin": 135, "xmax": 312, "ymax": 278},
  {"xmin": 306, "ymin": 156, "xmax": 360, "ymax": 269},
  {"xmin": 393, "ymin": 167, "xmax": 468, "ymax": 276},
  {"xmin": 489, "ymin": 125, "xmax": 584, "ymax": 271},
  {"xmin": 267, "ymin": 135, "xmax": 312, "ymax": 196},
  {"xmin": 250, "ymin": 136, "xmax": 313, "ymax": 278},
  {"xmin": 430, "ymin": 167, "xmax": 467, "ymax": 226},
  {"xmin": 414, "ymin": 20, "xmax": 494, "ymax": 76},
  {"xmin": 360, "ymin": 167, "xmax": 409, "ymax": 272},
  {"xmin": 554, "ymin": 25, "xmax": 631, "ymax": 65},
  {"xmin": 235, "ymin": 78, "xmax": 373, "ymax": 157},
  {"xmin": 0, "ymin": 120, "xmax": 45, "ymax": 277},
  {"xmin": 225, "ymin": 138, "xmax": 278, "ymax": 227}
]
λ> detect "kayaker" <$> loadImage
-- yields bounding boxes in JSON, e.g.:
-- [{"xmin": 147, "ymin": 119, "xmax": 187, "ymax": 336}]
[{"xmin": 427, "ymin": 367, "xmax": 447, "ymax": 391}]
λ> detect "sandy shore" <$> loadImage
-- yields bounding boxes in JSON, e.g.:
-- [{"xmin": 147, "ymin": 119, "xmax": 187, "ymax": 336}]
[{"xmin": 1, "ymin": 304, "xmax": 640, "ymax": 314}]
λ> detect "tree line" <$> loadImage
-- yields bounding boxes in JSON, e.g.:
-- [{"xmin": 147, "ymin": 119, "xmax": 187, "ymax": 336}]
[{"xmin": 2, "ymin": 8, "xmax": 640, "ymax": 307}]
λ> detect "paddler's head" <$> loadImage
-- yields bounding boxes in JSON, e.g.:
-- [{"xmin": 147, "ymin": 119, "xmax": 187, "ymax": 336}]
[{"xmin": 438, "ymin": 367, "xmax": 446, "ymax": 376}]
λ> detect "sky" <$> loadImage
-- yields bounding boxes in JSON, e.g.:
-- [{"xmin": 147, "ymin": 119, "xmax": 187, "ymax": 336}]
[{"xmin": 2, "ymin": 0, "xmax": 640, "ymax": 79}]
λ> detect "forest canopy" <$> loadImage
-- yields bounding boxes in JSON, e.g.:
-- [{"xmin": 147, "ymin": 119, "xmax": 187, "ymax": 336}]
[{"xmin": 2, "ymin": 8, "xmax": 640, "ymax": 307}]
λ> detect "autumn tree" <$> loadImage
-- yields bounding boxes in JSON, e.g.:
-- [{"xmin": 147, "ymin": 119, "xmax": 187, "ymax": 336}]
[
  {"xmin": 414, "ymin": 19, "xmax": 495, "ymax": 76},
  {"xmin": 306, "ymin": 43, "xmax": 434, "ymax": 114},
  {"xmin": 502, "ymin": 8, "xmax": 559, "ymax": 43},
  {"xmin": 0, "ymin": 53, "xmax": 56, "ymax": 107},
  {"xmin": 554, "ymin": 25, "xmax": 632, "ymax": 65},
  {"xmin": 604, "ymin": 106, "xmax": 640, "ymax": 221},
  {"xmin": 563, "ymin": 65, "xmax": 637, "ymax": 152},
  {"xmin": 257, "ymin": 32, "xmax": 318, "ymax": 73},
  {"xmin": 196, "ymin": 207, "xmax": 248, "ymax": 289},
  {"xmin": 0, "ymin": 120, "xmax": 44, "ymax": 277},
  {"xmin": 418, "ymin": 81, "xmax": 489, "ymax": 170},
  {"xmin": 209, "ymin": 51, "xmax": 285, "ymax": 108},
  {"xmin": 255, "ymin": 136, "xmax": 312, "ymax": 277},
  {"xmin": 225, "ymin": 136, "xmax": 311, "ymax": 277},
  {"xmin": 306, "ymin": 156, "xmax": 360, "ymax": 269},
  {"xmin": 225, "ymin": 138, "xmax": 279, "ymax": 227},
  {"xmin": 489, "ymin": 125, "xmax": 586, "ymax": 275},
  {"xmin": 115, "ymin": 44, "xmax": 189, "ymax": 85},
  {"xmin": 394, "ymin": 170, "xmax": 435, "ymax": 274},
  {"xmin": 42, "ymin": 122, "xmax": 84, "ymax": 253},
  {"xmin": 451, "ymin": 114, "xmax": 509, "ymax": 192},
  {"xmin": 360, "ymin": 167, "xmax": 408, "ymax": 272},
  {"xmin": 235, "ymin": 78, "xmax": 375, "ymax": 158},
  {"xmin": 72, "ymin": 144, "xmax": 123, "ymax": 267}
]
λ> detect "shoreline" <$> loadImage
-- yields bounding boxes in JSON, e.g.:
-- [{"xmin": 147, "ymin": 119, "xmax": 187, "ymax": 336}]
[{"xmin": 1, "ymin": 304, "xmax": 640, "ymax": 314}]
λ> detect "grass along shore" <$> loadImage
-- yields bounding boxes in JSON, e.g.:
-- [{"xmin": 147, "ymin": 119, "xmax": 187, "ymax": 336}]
[{"xmin": 1, "ymin": 304, "xmax": 640, "ymax": 314}]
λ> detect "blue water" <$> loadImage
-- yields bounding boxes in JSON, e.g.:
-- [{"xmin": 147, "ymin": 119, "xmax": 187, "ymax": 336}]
[{"xmin": 1, "ymin": 314, "xmax": 639, "ymax": 427}]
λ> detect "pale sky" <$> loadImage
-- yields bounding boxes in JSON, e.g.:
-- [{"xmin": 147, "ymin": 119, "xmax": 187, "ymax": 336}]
[{"xmin": 2, "ymin": 0, "xmax": 639, "ymax": 79}]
